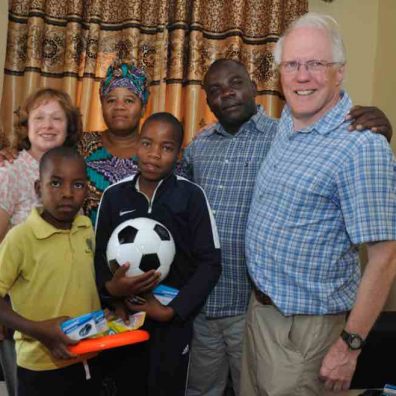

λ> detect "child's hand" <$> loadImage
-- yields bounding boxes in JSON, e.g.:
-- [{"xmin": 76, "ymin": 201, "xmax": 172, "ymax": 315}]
[
  {"xmin": 105, "ymin": 263, "xmax": 160, "ymax": 297},
  {"xmin": 110, "ymin": 300, "xmax": 130, "ymax": 325},
  {"xmin": 31, "ymin": 317, "xmax": 77, "ymax": 360},
  {"xmin": 125, "ymin": 293, "xmax": 175, "ymax": 322}
]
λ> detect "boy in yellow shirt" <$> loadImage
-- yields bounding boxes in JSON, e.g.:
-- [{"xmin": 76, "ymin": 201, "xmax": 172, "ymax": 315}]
[{"xmin": 0, "ymin": 147, "xmax": 102, "ymax": 396}]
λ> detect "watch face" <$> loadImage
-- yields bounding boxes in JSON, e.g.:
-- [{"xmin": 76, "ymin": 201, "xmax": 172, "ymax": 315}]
[
  {"xmin": 341, "ymin": 330, "xmax": 364, "ymax": 350},
  {"xmin": 350, "ymin": 335, "xmax": 362, "ymax": 349}
]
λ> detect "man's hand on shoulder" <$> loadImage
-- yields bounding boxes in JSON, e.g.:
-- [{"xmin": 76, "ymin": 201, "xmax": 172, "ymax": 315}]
[
  {"xmin": 319, "ymin": 336, "xmax": 360, "ymax": 393},
  {"xmin": 346, "ymin": 105, "xmax": 393, "ymax": 142}
]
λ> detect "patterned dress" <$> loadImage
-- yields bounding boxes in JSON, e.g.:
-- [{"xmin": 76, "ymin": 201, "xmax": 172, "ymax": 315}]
[
  {"xmin": 78, "ymin": 132, "xmax": 139, "ymax": 225},
  {"xmin": 0, "ymin": 149, "xmax": 39, "ymax": 228}
]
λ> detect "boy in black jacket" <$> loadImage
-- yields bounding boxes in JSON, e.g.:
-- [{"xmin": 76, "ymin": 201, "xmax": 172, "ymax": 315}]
[{"xmin": 95, "ymin": 112, "xmax": 221, "ymax": 396}]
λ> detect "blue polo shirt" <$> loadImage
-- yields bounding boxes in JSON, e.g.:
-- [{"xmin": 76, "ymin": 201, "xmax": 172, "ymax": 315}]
[{"xmin": 246, "ymin": 92, "xmax": 396, "ymax": 316}]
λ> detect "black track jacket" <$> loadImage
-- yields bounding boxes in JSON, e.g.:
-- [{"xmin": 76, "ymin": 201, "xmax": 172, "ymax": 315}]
[{"xmin": 94, "ymin": 172, "xmax": 221, "ymax": 322}]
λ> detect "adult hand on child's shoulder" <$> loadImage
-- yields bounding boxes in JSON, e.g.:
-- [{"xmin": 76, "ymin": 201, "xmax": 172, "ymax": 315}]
[
  {"xmin": 31, "ymin": 316, "xmax": 77, "ymax": 360},
  {"xmin": 125, "ymin": 292, "xmax": 175, "ymax": 323},
  {"xmin": 0, "ymin": 147, "xmax": 18, "ymax": 166},
  {"xmin": 105, "ymin": 263, "xmax": 160, "ymax": 297}
]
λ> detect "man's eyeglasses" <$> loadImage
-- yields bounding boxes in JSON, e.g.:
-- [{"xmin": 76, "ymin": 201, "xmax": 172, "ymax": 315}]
[{"xmin": 279, "ymin": 60, "xmax": 342, "ymax": 74}]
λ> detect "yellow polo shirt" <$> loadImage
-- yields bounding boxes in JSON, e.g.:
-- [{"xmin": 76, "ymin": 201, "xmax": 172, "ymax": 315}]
[{"xmin": 0, "ymin": 208, "xmax": 101, "ymax": 370}]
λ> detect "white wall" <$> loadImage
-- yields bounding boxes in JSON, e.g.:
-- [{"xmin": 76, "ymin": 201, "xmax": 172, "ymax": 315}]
[
  {"xmin": 372, "ymin": 0, "xmax": 396, "ymax": 153},
  {"xmin": 309, "ymin": 0, "xmax": 379, "ymax": 105},
  {"xmin": 309, "ymin": 0, "xmax": 396, "ymax": 152}
]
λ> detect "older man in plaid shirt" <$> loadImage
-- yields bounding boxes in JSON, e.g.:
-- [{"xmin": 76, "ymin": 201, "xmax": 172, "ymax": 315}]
[
  {"xmin": 243, "ymin": 12, "xmax": 396, "ymax": 396},
  {"xmin": 182, "ymin": 56, "xmax": 393, "ymax": 396}
]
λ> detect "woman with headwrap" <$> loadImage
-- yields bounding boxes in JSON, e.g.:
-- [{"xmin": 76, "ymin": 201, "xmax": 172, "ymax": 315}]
[
  {"xmin": 78, "ymin": 62, "xmax": 150, "ymax": 224},
  {"xmin": 0, "ymin": 62, "xmax": 149, "ymax": 226}
]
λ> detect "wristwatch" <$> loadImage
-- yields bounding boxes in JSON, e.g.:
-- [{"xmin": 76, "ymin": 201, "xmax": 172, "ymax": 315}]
[{"xmin": 340, "ymin": 329, "xmax": 365, "ymax": 350}]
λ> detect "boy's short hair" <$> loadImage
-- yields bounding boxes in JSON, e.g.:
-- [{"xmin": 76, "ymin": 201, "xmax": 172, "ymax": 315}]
[
  {"xmin": 142, "ymin": 112, "xmax": 184, "ymax": 148},
  {"xmin": 39, "ymin": 146, "xmax": 86, "ymax": 177}
]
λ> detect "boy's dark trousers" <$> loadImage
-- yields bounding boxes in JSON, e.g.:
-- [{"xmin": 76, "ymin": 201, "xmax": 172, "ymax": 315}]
[
  {"xmin": 100, "ymin": 318, "xmax": 193, "ymax": 396},
  {"xmin": 146, "ymin": 318, "xmax": 193, "ymax": 396},
  {"xmin": 17, "ymin": 357, "xmax": 102, "ymax": 396}
]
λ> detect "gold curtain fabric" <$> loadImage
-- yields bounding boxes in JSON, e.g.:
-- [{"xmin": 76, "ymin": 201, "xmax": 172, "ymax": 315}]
[{"xmin": 1, "ymin": 0, "xmax": 307, "ymax": 147}]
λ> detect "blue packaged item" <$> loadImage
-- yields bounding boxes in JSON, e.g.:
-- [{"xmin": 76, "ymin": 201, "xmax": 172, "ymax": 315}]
[
  {"xmin": 61, "ymin": 310, "xmax": 108, "ymax": 341},
  {"xmin": 153, "ymin": 284, "xmax": 179, "ymax": 305},
  {"xmin": 383, "ymin": 384, "xmax": 396, "ymax": 395}
]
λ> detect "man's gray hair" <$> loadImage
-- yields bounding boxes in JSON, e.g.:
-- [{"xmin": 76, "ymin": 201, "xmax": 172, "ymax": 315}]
[{"xmin": 273, "ymin": 12, "xmax": 346, "ymax": 65}]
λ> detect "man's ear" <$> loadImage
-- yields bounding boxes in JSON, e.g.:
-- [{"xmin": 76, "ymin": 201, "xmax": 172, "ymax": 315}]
[{"xmin": 34, "ymin": 179, "xmax": 41, "ymax": 199}]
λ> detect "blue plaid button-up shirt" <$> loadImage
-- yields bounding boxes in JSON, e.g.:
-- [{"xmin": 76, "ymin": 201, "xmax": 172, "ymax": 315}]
[
  {"xmin": 246, "ymin": 92, "xmax": 396, "ymax": 316},
  {"xmin": 181, "ymin": 106, "xmax": 278, "ymax": 318}
]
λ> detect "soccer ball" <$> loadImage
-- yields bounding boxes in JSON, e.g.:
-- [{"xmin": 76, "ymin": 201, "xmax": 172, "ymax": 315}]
[{"xmin": 106, "ymin": 217, "xmax": 176, "ymax": 282}]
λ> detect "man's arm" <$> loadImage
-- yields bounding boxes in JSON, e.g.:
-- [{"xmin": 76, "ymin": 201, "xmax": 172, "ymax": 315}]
[
  {"xmin": 347, "ymin": 105, "xmax": 393, "ymax": 142},
  {"xmin": 319, "ymin": 240, "xmax": 396, "ymax": 392}
]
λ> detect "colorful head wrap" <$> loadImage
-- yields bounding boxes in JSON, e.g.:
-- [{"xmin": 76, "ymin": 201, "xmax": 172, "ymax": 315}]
[{"xmin": 100, "ymin": 62, "xmax": 149, "ymax": 105}]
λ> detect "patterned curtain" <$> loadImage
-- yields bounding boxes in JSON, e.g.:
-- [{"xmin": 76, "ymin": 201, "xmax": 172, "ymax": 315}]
[{"xmin": 1, "ymin": 0, "xmax": 307, "ymax": 147}]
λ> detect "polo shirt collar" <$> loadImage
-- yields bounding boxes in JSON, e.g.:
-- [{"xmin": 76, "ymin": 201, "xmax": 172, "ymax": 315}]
[{"xmin": 27, "ymin": 207, "xmax": 91, "ymax": 239}]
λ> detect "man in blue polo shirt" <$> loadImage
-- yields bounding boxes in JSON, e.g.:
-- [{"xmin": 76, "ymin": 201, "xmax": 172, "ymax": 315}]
[{"xmin": 243, "ymin": 12, "xmax": 396, "ymax": 396}]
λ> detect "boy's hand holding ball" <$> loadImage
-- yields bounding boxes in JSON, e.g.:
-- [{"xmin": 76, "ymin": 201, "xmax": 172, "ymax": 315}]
[
  {"xmin": 125, "ymin": 292, "xmax": 175, "ymax": 323},
  {"xmin": 105, "ymin": 263, "xmax": 160, "ymax": 297}
]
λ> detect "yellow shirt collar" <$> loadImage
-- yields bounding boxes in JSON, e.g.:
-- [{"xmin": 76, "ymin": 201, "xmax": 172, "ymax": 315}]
[{"xmin": 27, "ymin": 207, "xmax": 91, "ymax": 240}]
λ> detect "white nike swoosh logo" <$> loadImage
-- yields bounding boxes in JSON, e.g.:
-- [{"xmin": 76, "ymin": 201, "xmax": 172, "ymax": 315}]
[{"xmin": 119, "ymin": 209, "xmax": 136, "ymax": 216}]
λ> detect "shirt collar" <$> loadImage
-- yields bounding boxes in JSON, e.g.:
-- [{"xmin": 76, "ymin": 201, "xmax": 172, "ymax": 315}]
[
  {"xmin": 135, "ymin": 174, "xmax": 164, "ymax": 194},
  {"xmin": 28, "ymin": 207, "xmax": 91, "ymax": 239},
  {"xmin": 212, "ymin": 105, "xmax": 266, "ymax": 137},
  {"xmin": 280, "ymin": 90, "xmax": 352, "ymax": 136},
  {"xmin": 133, "ymin": 172, "xmax": 176, "ymax": 194}
]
